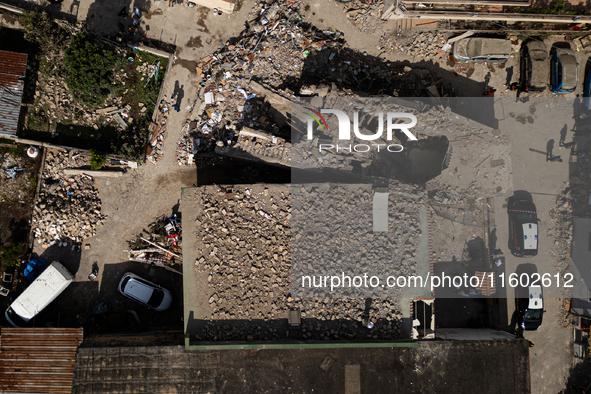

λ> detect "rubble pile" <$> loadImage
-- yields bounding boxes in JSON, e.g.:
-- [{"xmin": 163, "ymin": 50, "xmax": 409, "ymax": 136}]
[
  {"xmin": 30, "ymin": 42, "xmax": 166, "ymax": 151},
  {"xmin": 33, "ymin": 74, "xmax": 102, "ymax": 126},
  {"xmin": 175, "ymin": 1, "xmax": 344, "ymax": 164},
  {"xmin": 214, "ymin": 127, "xmax": 291, "ymax": 166},
  {"xmin": 126, "ymin": 213, "xmax": 182, "ymax": 266},
  {"xmin": 292, "ymin": 183, "xmax": 426, "ymax": 299},
  {"xmin": 551, "ymin": 186, "xmax": 574, "ymax": 275},
  {"xmin": 549, "ymin": 183, "xmax": 577, "ymax": 327},
  {"xmin": 193, "ymin": 184, "xmax": 413, "ymax": 341},
  {"xmin": 378, "ymin": 31, "xmax": 447, "ymax": 60},
  {"xmin": 342, "ymin": 0, "xmax": 385, "ymax": 35},
  {"xmin": 146, "ymin": 102, "xmax": 170, "ymax": 164},
  {"xmin": 292, "ymin": 98, "xmax": 484, "ymax": 174},
  {"xmin": 177, "ymin": 0, "xmax": 440, "ymax": 165},
  {"xmin": 32, "ymin": 150, "xmax": 105, "ymax": 246},
  {"xmin": 196, "ymin": 185, "xmax": 292, "ymax": 323}
]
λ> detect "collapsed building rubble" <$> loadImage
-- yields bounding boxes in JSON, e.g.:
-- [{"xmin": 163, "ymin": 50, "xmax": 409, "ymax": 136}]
[
  {"xmin": 32, "ymin": 150, "xmax": 106, "ymax": 247},
  {"xmin": 175, "ymin": 0, "xmax": 454, "ymax": 166},
  {"xmin": 146, "ymin": 101, "xmax": 170, "ymax": 164},
  {"xmin": 379, "ymin": 31, "xmax": 447, "ymax": 60},
  {"xmin": 341, "ymin": 0, "xmax": 386, "ymax": 36},
  {"xmin": 188, "ymin": 183, "xmax": 427, "ymax": 341}
]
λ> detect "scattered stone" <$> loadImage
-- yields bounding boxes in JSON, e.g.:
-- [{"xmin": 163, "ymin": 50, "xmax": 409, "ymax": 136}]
[{"xmin": 31, "ymin": 150, "xmax": 105, "ymax": 245}]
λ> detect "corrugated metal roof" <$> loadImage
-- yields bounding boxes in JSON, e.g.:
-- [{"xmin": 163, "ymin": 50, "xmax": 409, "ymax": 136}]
[
  {"xmin": 0, "ymin": 328, "xmax": 83, "ymax": 394},
  {"xmin": 0, "ymin": 51, "xmax": 28, "ymax": 77},
  {"xmin": 0, "ymin": 50, "xmax": 27, "ymax": 137}
]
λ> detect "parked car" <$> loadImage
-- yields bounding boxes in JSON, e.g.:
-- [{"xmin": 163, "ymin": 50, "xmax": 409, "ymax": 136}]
[
  {"xmin": 452, "ymin": 37, "xmax": 512, "ymax": 63},
  {"xmin": 508, "ymin": 198, "xmax": 538, "ymax": 257},
  {"xmin": 550, "ymin": 47, "xmax": 578, "ymax": 94},
  {"xmin": 583, "ymin": 64, "xmax": 591, "ymax": 109},
  {"xmin": 520, "ymin": 40, "xmax": 549, "ymax": 92},
  {"xmin": 518, "ymin": 284, "xmax": 544, "ymax": 331},
  {"xmin": 5, "ymin": 261, "xmax": 73, "ymax": 327},
  {"xmin": 118, "ymin": 272, "xmax": 172, "ymax": 311}
]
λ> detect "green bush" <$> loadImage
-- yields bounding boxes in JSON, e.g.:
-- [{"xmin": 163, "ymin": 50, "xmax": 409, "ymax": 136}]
[
  {"xmin": 0, "ymin": 243, "xmax": 22, "ymax": 267},
  {"xmin": 64, "ymin": 34, "xmax": 118, "ymax": 107},
  {"xmin": 89, "ymin": 149, "xmax": 108, "ymax": 170},
  {"xmin": 111, "ymin": 118, "xmax": 149, "ymax": 162}
]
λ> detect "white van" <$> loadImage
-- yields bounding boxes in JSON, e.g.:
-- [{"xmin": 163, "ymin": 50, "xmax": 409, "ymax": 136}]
[{"xmin": 5, "ymin": 261, "xmax": 74, "ymax": 327}]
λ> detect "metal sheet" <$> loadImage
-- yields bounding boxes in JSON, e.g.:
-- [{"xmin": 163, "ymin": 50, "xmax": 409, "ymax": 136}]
[
  {"xmin": 0, "ymin": 328, "xmax": 83, "ymax": 393},
  {"xmin": 0, "ymin": 50, "xmax": 27, "ymax": 137}
]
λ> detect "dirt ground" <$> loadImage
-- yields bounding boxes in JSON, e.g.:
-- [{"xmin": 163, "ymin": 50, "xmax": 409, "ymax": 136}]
[
  {"xmin": 20, "ymin": 0, "xmax": 253, "ymax": 334},
  {"xmin": 0, "ymin": 143, "xmax": 41, "ymax": 278}
]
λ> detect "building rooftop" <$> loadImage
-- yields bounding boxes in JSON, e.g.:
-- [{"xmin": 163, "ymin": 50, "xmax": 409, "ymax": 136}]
[
  {"xmin": 181, "ymin": 183, "xmax": 429, "ymax": 344},
  {"xmin": 0, "ymin": 50, "xmax": 27, "ymax": 137},
  {"xmin": 72, "ymin": 339, "xmax": 530, "ymax": 394}
]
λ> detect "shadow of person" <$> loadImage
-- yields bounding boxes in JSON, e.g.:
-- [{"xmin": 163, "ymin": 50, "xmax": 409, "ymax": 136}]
[
  {"xmin": 546, "ymin": 139, "xmax": 554, "ymax": 161},
  {"xmin": 176, "ymin": 84, "xmax": 184, "ymax": 107},
  {"xmin": 505, "ymin": 66, "xmax": 513, "ymax": 86},
  {"xmin": 559, "ymin": 124, "xmax": 568, "ymax": 147},
  {"xmin": 573, "ymin": 95, "xmax": 583, "ymax": 120}
]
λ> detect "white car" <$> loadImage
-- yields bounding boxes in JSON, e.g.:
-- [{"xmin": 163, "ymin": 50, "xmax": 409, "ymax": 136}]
[
  {"xmin": 453, "ymin": 37, "xmax": 512, "ymax": 64},
  {"xmin": 118, "ymin": 272, "xmax": 172, "ymax": 311}
]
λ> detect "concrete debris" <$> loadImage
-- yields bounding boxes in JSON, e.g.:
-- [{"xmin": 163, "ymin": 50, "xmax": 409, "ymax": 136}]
[
  {"xmin": 31, "ymin": 150, "xmax": 106, "ymax": 246},
  {"xmin": 292, "ymin": 183, "xmax": 426, "ymax": 299},
  {"xmin": 342, "ymin": 0, "xmax": 385, "ymax": 36},
  {"xmin": 215, "ymin": 127, "xmax": 291, "ymax": 167},
  {"xmin": 175, "ymin": 1, "xmax": 450, "ymax": 166},
  {"xmin": 379, "ymin": 31, "xmax": 447, "ymax": 60},
  {"xmin": 146, "ymin": 101, "xmax": 170, "ymax": 164},
  {"xmin": 192, "ymin": 184, "xmax": 414, "ymax": 341}
]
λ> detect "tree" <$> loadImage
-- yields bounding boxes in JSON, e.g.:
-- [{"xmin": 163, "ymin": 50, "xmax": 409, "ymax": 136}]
[
  {"xmin": 21, "ymin": 10, "xmax": 66, "ymax": 52},
  {"xmin": 89, "ymin": 149, "xmax": 108, "ymax": 170},
  {"xmin": 64, "ymin": 34, "xmax": 118, "ymax": 107}
]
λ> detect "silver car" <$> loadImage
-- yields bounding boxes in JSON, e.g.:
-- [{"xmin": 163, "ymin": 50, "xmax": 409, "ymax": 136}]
[
  {"xmin": 453, "ymin": 37, "xmax": 512, "ymax": 64},
  {"xmin": 118, "ymin": 272, "xmax": 172, "ymax": 311}
]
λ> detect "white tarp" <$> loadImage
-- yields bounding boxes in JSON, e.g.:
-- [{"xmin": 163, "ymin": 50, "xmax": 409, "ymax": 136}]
[{"xmin": 373, "ymin": 192, "xmax": 389, "ymax": 232}]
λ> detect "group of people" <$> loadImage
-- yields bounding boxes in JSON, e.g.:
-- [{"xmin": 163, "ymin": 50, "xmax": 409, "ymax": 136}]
[
  {"xmin": 483, "ymin": 82, "xmax": 530, "ymax": 96},
  {"xmin": 118, "ymin": 7, "xmax": 141, "ymax": 31}
]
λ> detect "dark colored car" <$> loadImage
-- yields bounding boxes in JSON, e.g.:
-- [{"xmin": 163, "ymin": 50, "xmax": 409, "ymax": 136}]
[
  {"xmin": 517, "ymin": 285, "xmax": 544, "ymax": 331},
  {"xmin": 550, "ymin": 47, "xmax": 578, "ymax": 94},
  {"xmin": 584, "ymin": 64, "xmax": 591, "ymax": 109},
  {"xmin": 520, "ymin": 40, "xmax": 549, "ymax": 92},
  {"xmin": 508, "ymin": 198, "xmax": 538, "ymax": 257}
]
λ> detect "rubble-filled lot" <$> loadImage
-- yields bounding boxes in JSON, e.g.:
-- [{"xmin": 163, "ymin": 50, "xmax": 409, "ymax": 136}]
[
  {"xmin": 175, "ymin": 0, "xmax": 456, "ymax": 166},
  {"xmin": 186, "ymin": 184, "xmax": 426, "ymax": 341},
  {"xmin": 0, "ymin": 143, "xmax": 41, "ymax": 275},
  {"xmin": 15, "ymin": 15, "xmax": 168, "ymax": 160},
  {"xmin": 31, "ymin": 150, "xmax": 105, "ymax": 248}
]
